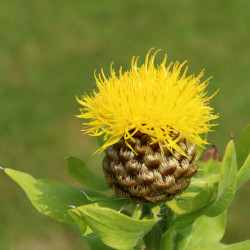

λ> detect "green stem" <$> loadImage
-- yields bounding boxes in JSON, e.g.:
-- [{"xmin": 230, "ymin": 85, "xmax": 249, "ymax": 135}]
[
  {"xmin": 160, "ymin": 228, "xmax": 175, "ymax": 250},
  {"xmin": 144, "ymin": 222, "xmax": 162, "ymax": 250},
  {"xmin": 142, "ymin": 203, "xmax": 174, "ymax": 250}
]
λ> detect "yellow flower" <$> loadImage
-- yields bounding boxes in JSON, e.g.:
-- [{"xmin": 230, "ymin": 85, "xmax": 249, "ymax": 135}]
[{"xmin": 77, "ymin": 50, "xmax": 218, "ymax": 156}]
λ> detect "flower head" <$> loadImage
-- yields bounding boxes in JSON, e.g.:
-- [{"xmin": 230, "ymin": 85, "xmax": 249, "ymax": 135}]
[{"xmin": 77, "ymin": 50, "xmax": 218, "ymax": 156}]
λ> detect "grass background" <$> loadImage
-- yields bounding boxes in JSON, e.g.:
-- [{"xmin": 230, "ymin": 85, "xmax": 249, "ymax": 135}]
[{"xmin": 0, "ymin": 0, "xmax": 249, "ymax": 249}]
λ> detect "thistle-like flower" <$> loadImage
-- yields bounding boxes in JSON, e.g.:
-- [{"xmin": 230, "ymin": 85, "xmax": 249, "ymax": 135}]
[{"xmin": 77, "ymin": 50, "xmax": 218, "ymax": 202}]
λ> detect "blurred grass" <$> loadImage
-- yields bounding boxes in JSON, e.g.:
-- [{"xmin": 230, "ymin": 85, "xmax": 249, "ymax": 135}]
[{"xmin": 0, "ymin": 0, "xmax": 249, "ymax": 249}]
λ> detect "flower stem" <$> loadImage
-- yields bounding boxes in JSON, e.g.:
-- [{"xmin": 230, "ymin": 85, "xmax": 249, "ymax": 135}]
[{"xmin": 142, "ymin": 203, "xmax": 174, "ymax": 250}]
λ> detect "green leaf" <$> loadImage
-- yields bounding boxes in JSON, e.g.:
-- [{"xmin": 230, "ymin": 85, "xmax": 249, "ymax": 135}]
[
  {"xmin": 166, "ymin": 198, "xmax": 190, "ymax": 215},
  {"xmin": 170, "ymin": 187, "xmax": 216, "ymax": 231},
  {"xmin": 188, "ymin": 242, "xmax": 224, "ymax": 250},
  {"xmin": 167, "ymin": 175, "xmax": 218, "ymax": 216},
  {"xmin": 186, "ymin": 160, "xmax": 221, "ymax": 194},
  {"xmin": 187, "ymin": 212, "xmax": 226, "ymax": 248},
  {"xmin": 168, "ymin": 186, "xmax": 215, "ymax": 217},
  {"xmin": 69, "ymin": 211, "xmax": 93, "ymax": 236},
  {"xmin": 236, "ymin": 124, "xmax": 250, "ymax": 170},
  {"xmin": 150, "ymin": 203, "xmax": 161, "ymax": 216},
  {"xmin": 69, "ymin": 205, "xmax": 159, "ymax": 250},
  {"xmin": 174, "ymin": 226, "xmax": 193, "ymax": 250},
  {"xmin": 195, "ymin": 160, "xmax": 221, "ymax": 179},
  {"xmin": 84, "ymin": 233, "xmax": 115, "ymax": 250},
  {"xmin": 131, "ymin": 204, "xmax": 143, "ymax": 219},
  {"xmin": 196, "ymin": 132, "xmax": 207, "ymax": 160},
  {"xmin": 222, "ymin": 240, "xmax": 250, "ymax": 249},
  {"xmin": 132, "ymin": 242, "xmax": 146, "ymax": 250},
  {"xmin": 237, "ymin": 154, "xmax": 250, "ymax": 189},
  {"xmin": 172, "ymin": 201, "xmax": 215, "ymax": 229},
  {"xmin": 189, "ymin": 240, "xmax": 250, "ymax": 250},
  {"xmin": 206, "ymin": 140, "xmax": 237, "ymax": 217},
  {"xmin": 191, "ymin": 186, "xmax": 215, "ymax": 211},
  {"xmin": 69, "ymin": 197, "xmax": 132, "ymax": 236},
  {"xmin": 67, "ymin": 156, "xmax": 109, "ymax": 191},
  {"xmin": 90, "ymin": 197, "xmax": 132, "ymax": 214},
  {"xmin": 4, "ymin": 168, "xmax": 105, "ymax": 223}
]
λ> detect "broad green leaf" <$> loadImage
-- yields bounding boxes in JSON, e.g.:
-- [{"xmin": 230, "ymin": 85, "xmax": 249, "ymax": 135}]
[
  {"xmin": 195, "ymin": 160, "xmax": 221, "ymax": 179},
  {"xmin": 166, "ymin": 191, "xmax": 201, "ymax": 215},
  {"xmin": 174, "ymin": 226, "xmax": 193, "ymax": 250},
  {"xmin": 4, "ymin": 168, "xmax": 105, "ymax": 223},
  {"xmin": 78, "ymin": 189, "xmax": 110, "ymax": 202},
  {"xmin": 181, "ymin": 192, "xmax": 200, "ymax": 198},
  {"xmin": 120, "ymin": 200, "xmax": 141, "ymax": 216},
  {"xmin": 206, "ymin": 140, "xmax": 237, "ymax": 217},
  {"xmin": 186, "ymin": 160, "xmax": 221, "ymax": 194},
  {"xmin": 166, "ymin": 198, "xmax": 190, "ymax": 215},
  {"xmin": 189, "ymin": 242, "xmax": 224, "ymax": 250},
  {"xmin": 187, "ymin": 212, "xmax": 226, "ymax": 248},
  {"xmin": 69, "ymin": 205, "xmax": 158, "ymax": 250},
  {"xmin": 69, "ymin": 197, "xmax": 131, "ymax": 236},
  {"xmin": 167, "ymin": 186, "xmax": 217, "ymax": 215},
  {"xmin": 174, "ymin": 213, "xmax": 226, "ymax": 250},
  {"xmin": 195, "ymin": 132, "xmax": 207, "ymax": 160},
  {"xmin": 190, "ymin": 175, "xmax": 220, "ymax": 190},
  {"xmin": 84, "ymin": 233, "xmax": 115, "ymax": 250},
  {"xmin": 132, "ymin": 204, "xmax": 143, "ymax": 219},
  {"xmin": 132, "ymin": 242, "xmax": 146, "ymax": 250},
  {"xmin": 150, "ymin": 203, "xmax": 161, "ymax": 217},
  {"xmin": 171, "ymin": 199, "xmax": 216, "ymax": 231},
  {"xmin": 164, "ymin": 186, "xmax": 216, "ymax": 232},
  {"xmin": 237, "ymin": 154, "xmax": 250, "ymax": 189},
  {"xmin": 236, "ymin": 124, "xmax": 250, "ymax": 170},
  {"xmin": 191, "ymin": 186, "xmax": 215, "ymax": 211},
  {"xmin": 67, "ymin": 156, "xmax": 109, "ymax": 191},
  {"xmin": 84, "ymin": 197, "xmax": 131, "ymax": 215},
  {"xmin": 70, "ymin": 222, "xmax": 93, "ymax": 236},
  {"xmin": 222, "ymin": 240, "xmax": 250, "ymax": 249},
  {"xmin": 189, "ymin": 240, "xmax": 250, "ymax": 250}
]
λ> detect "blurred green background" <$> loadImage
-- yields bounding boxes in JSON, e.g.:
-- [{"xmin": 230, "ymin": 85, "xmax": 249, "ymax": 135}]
[{"xmin": 0, "ymin": 0, "xmax": 249, "ymax": 249}]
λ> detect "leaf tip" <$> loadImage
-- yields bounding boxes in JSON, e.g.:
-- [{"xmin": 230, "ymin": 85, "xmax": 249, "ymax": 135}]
[
  {"xmin": 227, "ymin": 138, "xmax": 235, "ymax": 147},
  {"xmin": 0, "ymin": 166, "xmax": 5, "ymax": 171},
  {"xmin": 230, "ymin": 133, "xmax": 234, "ymax": 140}
]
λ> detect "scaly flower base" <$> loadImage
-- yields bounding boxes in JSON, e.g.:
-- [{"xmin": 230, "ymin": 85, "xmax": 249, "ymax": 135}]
[{"xmin": 103, "ymin": 131, "xmax": 198, "ymax": 202}]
